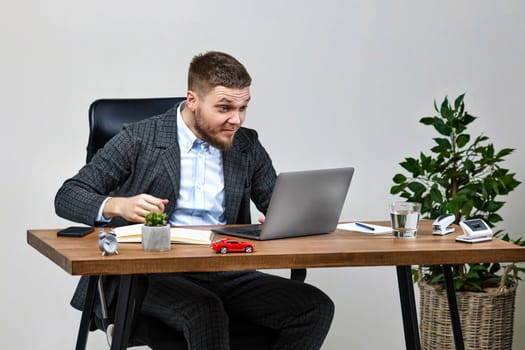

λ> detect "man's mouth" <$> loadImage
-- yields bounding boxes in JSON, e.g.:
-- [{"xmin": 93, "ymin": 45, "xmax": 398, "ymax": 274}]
[{"xmin": 222, "ymin": 128, "xmax": 236, "ymax": 136}]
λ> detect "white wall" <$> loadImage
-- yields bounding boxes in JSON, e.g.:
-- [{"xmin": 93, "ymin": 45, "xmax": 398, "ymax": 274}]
[{"xmin": 1, "ymin": 1, "xmax": 524, "ymax": 349}]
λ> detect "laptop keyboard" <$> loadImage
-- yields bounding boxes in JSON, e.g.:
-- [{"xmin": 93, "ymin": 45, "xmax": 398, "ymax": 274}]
[
  {"xmin": 212, "ymin": 224, "xmax": 263, "ymax": 239},
  {"xmin": 233, "ymin": 224, "xmax": 262, "ymax": 237}
]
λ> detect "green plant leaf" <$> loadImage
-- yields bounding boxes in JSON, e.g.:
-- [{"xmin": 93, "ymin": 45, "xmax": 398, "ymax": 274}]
[
  {"xmin": 408, "ymin": 181, "xmax": 426, "ymax": 196},
  {"xmin": 501, "ymin": 173, "xmax": 521, "ymax": 191},
  {"xmin": 420, "ymin": 153, "xmax": 434, "ymax": 170},
  {"xmin": 487, "ymin": 213, "xmax": 503, "ymax": 223},
  {"xmin": 445, "ymin": 202, "xmax": 458, "ymax": 216},
  {"xmin": 390, "ymin": 184, "xmax": 405, "ymax": 194},
  {"xmin": 440, "ymin": 97, "xmax": 454, "ymax": 121},
  {"xmin": 466, "ymin": 281, "xmax": 484, "ymax": 292},
  {"xmin": 431, "ymin": 145, "xmax": 445, "ymax": 154},
  {"xmin": 463, "ymin": 159, "xmax": 475, "ymax": 172},
  {"xmin": 489, "ymin": 263, "xmax": 501, "ymax": 274},
  {"xmin": 453, "ymin": 278, "xmax": 463, "ymax": 290},
  {"xmin": 429, "ymin": 186, "xmax": 443, "ymax": 203},
  {"xmin": 400, "ymin": 157, "xmax": 419, "ymax": 173},
  {"xmin": 485, "ymin": 144, "xmax": 495, "ymax": 158},
  {"xmin": 496, "ymin": 148, "xmax": 515, "ymax": 159},
  {"xmin": 461, "ymin": 112, "xmax": 477, "ymax": 126},
  {"xmin": 514, "ymin": 238, "xmax": 525, "ymax": 247},
  {"xmin": 460, "ymin": 201, "xmax": 474, "ymax": 217},
  {"xmin": 465, "ymin": 270, "xmax": 480, "ymax": 280},
  {"xmin": 456, "ymin": 134, "xmax": 470, "ymax": 148},
  {"xmin": 470, "ymin": 264, "xmax": 488, "ymax": 272},
  {"xmin": 434, "ymin": 138, "xmax": 452, "ymax": 150},
  {"xmin": 392, "ymin": 173, "xmax": 407, "ymax": 184},
  {"xmin": 474, "ymin": 134, "xmax": 489, "ymax": 143},
  {"xmin": 420, "ymin": 117, "xmax": 435, "ymax": 125},
  {"xmin": 484, "ymin": 201, "xmax": 504, "ymax": 213},
  {"xmin": 454, "ymin": 93, "xmax": 465, "ymax": 110},
  {"xmin": 421, "ymin": 196, "xmax": 434, "ymax": 214},
  {"xmin": 411, "ymin": 268, "xmax": 420, "ymax": 283},
  {"xmin": 483, "ymin": 276, "xmax": 501, "ymax": 286},
  {"xmin": 430, "ymin": 274, "xmax": 444, "ymax": 285},
  {"xmin": 433, "ymin": 118, "xmax": 452, "ymax": 136}
]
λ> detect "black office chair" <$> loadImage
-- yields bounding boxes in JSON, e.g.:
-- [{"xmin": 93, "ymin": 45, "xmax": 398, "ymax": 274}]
[{"xmin": 85, "ymin": 97, "xmax": 307, "ymax": 349}]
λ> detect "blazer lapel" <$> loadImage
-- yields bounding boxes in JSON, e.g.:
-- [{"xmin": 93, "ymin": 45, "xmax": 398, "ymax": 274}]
[
  {"xmin": 222, "ymin": 143, "xmax": 249, "ymax": 224},
  {"xmin": 156, "ymin": 106, "xmax": 182, "ymax": 217},
  {"xmin": 162, "ymin": 144, "xmax": 181, "ymax": 217}
]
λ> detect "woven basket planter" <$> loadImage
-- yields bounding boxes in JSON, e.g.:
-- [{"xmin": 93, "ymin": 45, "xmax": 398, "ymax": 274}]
[{"xmin": 418, "ymin": 265, "xmax": 518, "ymax": 350}]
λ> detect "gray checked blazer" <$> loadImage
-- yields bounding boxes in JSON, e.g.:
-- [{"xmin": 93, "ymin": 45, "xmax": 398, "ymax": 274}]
[{"xmin": 54, "ymin": 104, "xmax": 277, "ymax": 312}]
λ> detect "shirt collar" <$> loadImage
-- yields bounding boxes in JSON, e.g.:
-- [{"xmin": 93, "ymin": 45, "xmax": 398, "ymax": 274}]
[
  {"xmin": 176, "ymin": 102, "xmax": 219, "ymax": 155},
  {"xmin": 177, "ymin": 102, "xmax": 200, "ymax": 153}
]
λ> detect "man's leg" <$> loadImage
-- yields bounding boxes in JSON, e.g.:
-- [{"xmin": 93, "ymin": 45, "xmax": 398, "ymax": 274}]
[
  {"xmin": 219, "ymin": 271, "xmax": 335, "ymax": 350},
  {"xmin": 140, "ymin": 273, "xmax": 230, "ymax": 350}
]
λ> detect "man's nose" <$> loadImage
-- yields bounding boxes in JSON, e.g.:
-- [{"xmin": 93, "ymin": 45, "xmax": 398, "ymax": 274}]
[{"xmin": 228, "ymin": 111, "xmax": 242, "ymax": 125}]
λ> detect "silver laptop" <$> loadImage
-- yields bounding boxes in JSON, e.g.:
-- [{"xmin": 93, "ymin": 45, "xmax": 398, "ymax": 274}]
[{"xmin": 212, "ymin": 167, "xmax": 354, "ymax": 240}]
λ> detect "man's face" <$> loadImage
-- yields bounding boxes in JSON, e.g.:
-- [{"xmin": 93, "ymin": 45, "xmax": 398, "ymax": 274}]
[{"xmin": 188, "ymin": 85, "xmax": 250, "ymax": 151}]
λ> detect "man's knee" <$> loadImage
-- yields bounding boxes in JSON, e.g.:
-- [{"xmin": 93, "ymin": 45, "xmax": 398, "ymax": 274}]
[{"xmin": 187, "ymin": 293, "xmax": 228, "ymax": 324}]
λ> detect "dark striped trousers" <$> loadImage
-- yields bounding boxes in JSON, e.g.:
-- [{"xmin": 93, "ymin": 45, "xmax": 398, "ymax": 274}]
[{"xmin": 140, "ymin": 270, "xmax": 334, "ymax": 349}]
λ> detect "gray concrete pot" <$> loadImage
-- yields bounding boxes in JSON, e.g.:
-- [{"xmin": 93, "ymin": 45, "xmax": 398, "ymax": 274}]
[{"xmin": 141, "ymin": 225, "xmax": 171, "ymax": 251}]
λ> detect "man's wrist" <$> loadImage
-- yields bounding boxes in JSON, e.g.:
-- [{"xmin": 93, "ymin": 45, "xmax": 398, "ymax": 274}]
[{"xmin": 97, "ymin": 197, "xmax": 114, "ymax": 222}]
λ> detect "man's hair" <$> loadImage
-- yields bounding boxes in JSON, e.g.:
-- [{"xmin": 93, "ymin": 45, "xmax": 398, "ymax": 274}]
[{"xmin": 188, "ymin": 51, "xmax": 252, "ymax": 97}]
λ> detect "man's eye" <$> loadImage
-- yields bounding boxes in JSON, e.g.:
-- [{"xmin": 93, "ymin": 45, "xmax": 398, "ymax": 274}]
[{"xmin": 219, "ymin": 105, "xmax": 229, "ymax": 112}]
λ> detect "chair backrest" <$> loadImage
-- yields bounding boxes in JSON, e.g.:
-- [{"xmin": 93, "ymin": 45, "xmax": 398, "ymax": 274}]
[{"xmin": 87, "ymin": 97, "xmax": 185, "ymax": 163}]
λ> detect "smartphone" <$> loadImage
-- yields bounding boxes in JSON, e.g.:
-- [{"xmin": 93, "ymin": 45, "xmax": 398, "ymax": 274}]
[{"xmin": 57, "ymin": 226, "xmax": 95, "ymax": 238}]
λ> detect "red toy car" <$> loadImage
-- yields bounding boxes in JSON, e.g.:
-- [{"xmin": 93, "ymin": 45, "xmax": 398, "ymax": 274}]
[{"xmin": 211, "ymin": 238, "xmax": 255, "ymax": 254}]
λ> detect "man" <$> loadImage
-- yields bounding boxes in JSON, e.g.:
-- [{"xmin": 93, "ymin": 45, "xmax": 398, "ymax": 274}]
[{"xmin": 55, "ymin": 51, "xmax": 334, "ymax": 349}]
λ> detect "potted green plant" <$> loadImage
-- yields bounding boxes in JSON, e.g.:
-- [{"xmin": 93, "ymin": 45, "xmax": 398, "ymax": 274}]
[
  {"xmin": 390, "ymin": 94, "xmax": 524, "ymax": 349},
  {"xmin": 142, "ymin": 211, "xmax": 171, "ymax": 252}
]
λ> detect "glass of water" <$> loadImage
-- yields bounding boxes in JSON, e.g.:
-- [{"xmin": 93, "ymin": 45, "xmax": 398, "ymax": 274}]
[{"xmin": 390, "ymin": 201, "xmax": 421, "ymax": 238}]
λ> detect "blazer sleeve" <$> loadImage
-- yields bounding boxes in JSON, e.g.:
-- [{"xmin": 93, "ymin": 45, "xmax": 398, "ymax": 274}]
[
  {"xmin": 54, "ymin": 126, "xmax": 137, "ymax": 226},
  {"xmin": 222, "ymin": 127, "xmax": 277, "ymax": 224},
  {"xmin": 249, "ymin": 138, "xmax": 277, "ymax": 214}
]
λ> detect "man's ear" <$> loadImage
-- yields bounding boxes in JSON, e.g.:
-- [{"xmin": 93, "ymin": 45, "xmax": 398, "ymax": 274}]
[{"xmin": 186, "ymin": 90, "xmax": 198, "ymax": 112}]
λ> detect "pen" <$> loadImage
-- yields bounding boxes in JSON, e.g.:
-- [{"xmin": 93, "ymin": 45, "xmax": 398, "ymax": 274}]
[{"xmin": 355, "ymin": 222, "xmax": 375, "ymax": 231}]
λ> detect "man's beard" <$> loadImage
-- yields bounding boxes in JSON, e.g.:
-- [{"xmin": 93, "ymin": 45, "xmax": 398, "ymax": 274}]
[{"xmin": 193, "ymin": 108, "xmax": 236, "ymax": 151}]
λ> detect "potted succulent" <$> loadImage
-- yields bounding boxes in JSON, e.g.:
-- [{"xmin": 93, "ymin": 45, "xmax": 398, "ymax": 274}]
[
  {"xmin": 141, "ymin": 211, "xmax": 171, "ymax": 252},
  {"xmin": 390, "ymin": 94, "xmax": 524, "ymax": 349}
]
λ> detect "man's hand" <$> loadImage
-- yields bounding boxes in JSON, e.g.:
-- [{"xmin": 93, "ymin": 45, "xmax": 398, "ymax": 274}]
[{"xmin": 104, "ymin": 194, "xmax": 169, "ymax": 223}]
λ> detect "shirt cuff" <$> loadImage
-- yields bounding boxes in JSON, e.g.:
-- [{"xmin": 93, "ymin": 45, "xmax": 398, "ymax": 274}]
[{"xmin": 96, "ymin": 197, "xmax": 112, "ymax": 223}]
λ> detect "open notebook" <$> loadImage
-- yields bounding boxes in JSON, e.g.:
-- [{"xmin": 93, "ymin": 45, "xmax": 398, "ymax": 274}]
[{"xmin": 113, "ymin": 224, "xmax": 214, "ymax": 245}]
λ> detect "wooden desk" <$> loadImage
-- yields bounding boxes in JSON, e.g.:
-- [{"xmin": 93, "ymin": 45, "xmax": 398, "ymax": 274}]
[{"xmin": 28, "ymin": 221, "xmax": 525, "ymax": 350}]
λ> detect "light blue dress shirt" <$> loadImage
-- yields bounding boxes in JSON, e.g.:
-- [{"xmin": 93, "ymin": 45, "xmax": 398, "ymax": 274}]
[
  {"xmin": 97, "ymin": 102, "xmax": 226, "ymax": 225},
  {"xmin": 171, "ymin": 103, "xmax": 226, "ymax": 225}
]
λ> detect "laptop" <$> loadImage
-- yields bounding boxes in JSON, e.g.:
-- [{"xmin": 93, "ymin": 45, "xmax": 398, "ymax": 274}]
[{"xmin": 212, "ymin": 167, "xmax": 354, "ymax": 240}]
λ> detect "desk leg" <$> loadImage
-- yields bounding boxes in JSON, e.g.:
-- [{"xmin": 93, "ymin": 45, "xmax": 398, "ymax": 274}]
[
  {"xmin": 442, "ymin": 265, "xmax": 465, "ymax": 350},
  {"xmin": 396, "ymin": 266, "xmax": 421, "ymax": 350},
  {"xmin": 76, "ymin": 276, "xmax": 99, "ymax": 350},
  {"xmin": 110, "ymin": 275, "xmax": 137, "ymax": 350}
]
